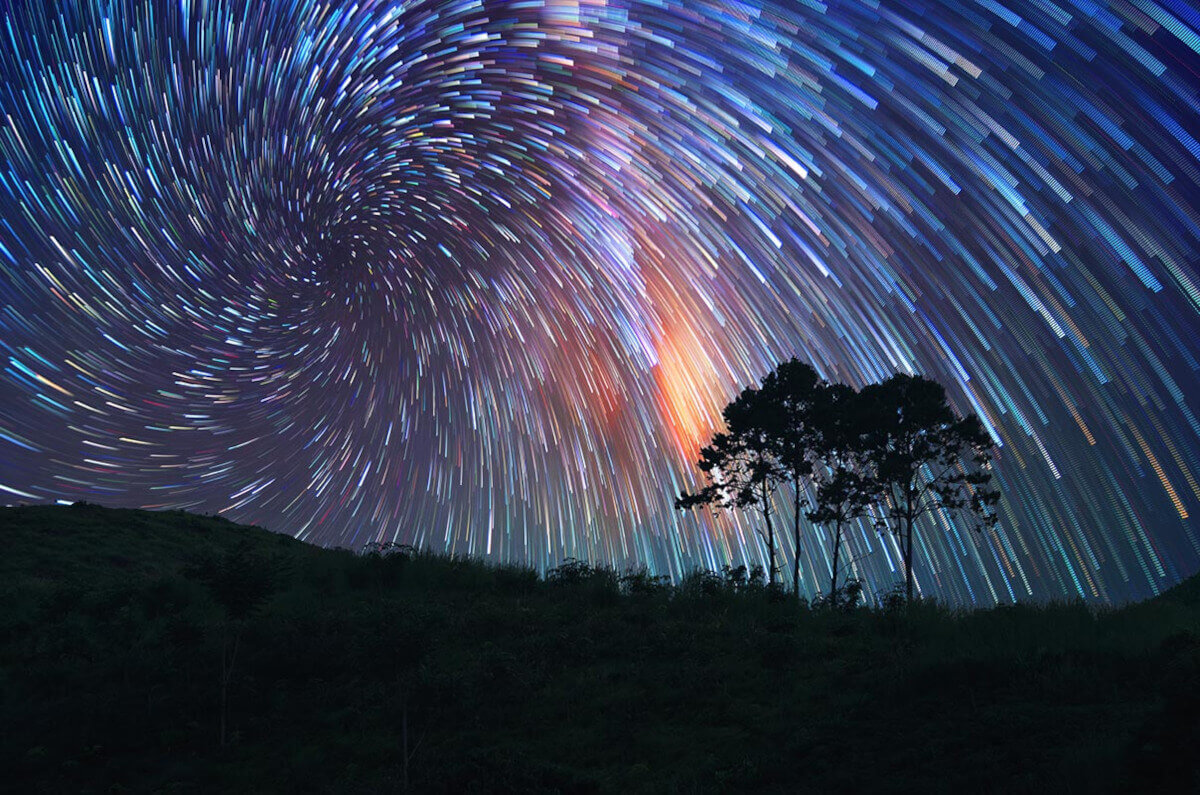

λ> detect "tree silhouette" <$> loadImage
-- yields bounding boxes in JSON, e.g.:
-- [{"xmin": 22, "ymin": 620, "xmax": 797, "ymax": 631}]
[
  {"xmin": 676, "ymin": 384, "xmax": 787, "ymax": 586},
  {"xmin": 679, "ymin": 365, "xmax": 1000, "ymax": 604},
  {"xmin": 855, "ymin": 374, "xmax": 999, "ymax": 602},
  {"xmin": 754, "ymin": 359, "xmax": 826, "ymax": 597},
  {"xmin": 188, "ymin": 543, "xmax": 276, "ymax": 747},
  {"xmin": 807, "ymin": 466, "xmax": 870, "ymax": 604},
  {"xmin": 804, "ymin": 382, "xmax": 873, "ymax": 602}
]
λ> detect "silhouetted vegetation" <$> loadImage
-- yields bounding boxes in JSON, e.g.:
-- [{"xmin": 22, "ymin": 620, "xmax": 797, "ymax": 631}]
[
  {"xmin": 752, "ymin": 359, "xmax": 826, "ymax": 597},
  {"xmin": 856, "ymin": 373, "xmax": 999, "ymax": 601},
  {"xmin": 3, "ymin": 504, "xmax": 1199, "ymax": 792},
  {"xmin": 678, "ymin": 363, "xmax": 997, "ymax": 603},
  {"xmin": 186, "ymin": 543, "xmax": 278, "ymax": 746},
  {"xmin": 675, "ymin": 385, "xmax": 789, "ymax": 586}
]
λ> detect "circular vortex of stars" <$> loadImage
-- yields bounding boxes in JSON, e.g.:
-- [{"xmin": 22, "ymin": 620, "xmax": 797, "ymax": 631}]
[{"xmin": 2, "ymin": 0, "xmax": 1200, "ymax": 604}]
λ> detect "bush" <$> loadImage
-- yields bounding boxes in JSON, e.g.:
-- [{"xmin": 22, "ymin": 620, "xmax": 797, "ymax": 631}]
[
  {"xmin": 546, "ymin": 557, "xmax": 595, "ymax": 586},
  {"xmin": 619, "ymin": 566, "xmax": 671, "ymax": 596},
  {"xmin": 813, "ymin": 580, "xmax": 863, "ymax": 612},
  {"xmin": 722, "ymin": 564, "xmax": 765, "ymax": 591},
  {"xmin": 186, "ymin": 544, "xmax": 276, "ymax": 620},
  {"xmin": 876, "ymin": 581, "xmax": 909, "ymax": 612},
  {"xmin": 494, "ymin": 564, "xmax": 540, "ymax": 594},
  {"xmin": 679, "ymin": 567, "xmax": 724, "ymax": 597},
  {"xmin": 360, "ymin": 540, "xmax": 417, "ymax": 559}
]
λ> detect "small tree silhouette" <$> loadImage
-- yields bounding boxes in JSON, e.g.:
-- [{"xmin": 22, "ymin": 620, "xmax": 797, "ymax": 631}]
[
  {"xmin": 676, "ymin": 384, "xmax": 787, "ymax": 586},
  {"xmin": 804, "ymin": 381, "xmax": 873, "ymax": 603},
  {"xmin": 188, "ymin": 543, "xmax": 275, "ymax": 747},
  {"xmin": 856, "ymin": 374, "xmax": 999, "ymax": 602},
  {"xmin": 754, "ymin": 359, "xmax": 826, "ymax": 598},
  {"xmin": 807, "ymin": 466, "xmax": 871, "ymax": 604}
]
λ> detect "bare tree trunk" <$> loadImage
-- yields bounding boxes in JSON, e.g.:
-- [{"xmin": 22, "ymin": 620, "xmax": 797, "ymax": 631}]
[
  {"xmin": 762, "ymin": 481, "xmax": 776, "ymax": 586},
  {"xmin": 792, "ymin": 482, "xmax": 802, "ymax": 598},
  {"xmin": 903, "ymin": 516, "xmax": 914, "ymax": 603},
  {"xmin": 830, "ymin": 521, "xmax": 842, "ymax": 603}
]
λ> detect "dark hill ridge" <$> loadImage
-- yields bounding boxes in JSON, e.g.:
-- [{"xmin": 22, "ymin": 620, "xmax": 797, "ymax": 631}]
[
  {"xmin": 1, "ymin": 503, "xmax": 310, "ymax": 592},
  {"xmin": 2, "ymin": 504, "xmax": 1198, "ymax": 793},
  {"xmin": 1152, "ymin": 564, "xmax": 1200, "ymax": 608}
]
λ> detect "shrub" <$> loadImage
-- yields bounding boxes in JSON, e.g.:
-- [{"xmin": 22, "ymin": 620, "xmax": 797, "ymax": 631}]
[
  {"xmin": 546, "ymin": 557, "xmax": 596, "ymax": 585},
  {"xmin": 813, "ymin": 579, "xmax": 863, "ymax": 612},
  {"xmin": 359, "ymin": 540, "xmax": 417, "ymax": 559},
  {"xmin": 619, "ymin": 566, "xmax": 671, "ymax": 596},
  {"xmin": 494, "ymin": 564, "xmax": 540, "ymax": 594},
  {"xmin": 721, "ymin": 563, "xmax": 766, "ymax": 592},
  {"xmin": 679, "ymin": 567, "xmax": 724, "ymax": 597}
]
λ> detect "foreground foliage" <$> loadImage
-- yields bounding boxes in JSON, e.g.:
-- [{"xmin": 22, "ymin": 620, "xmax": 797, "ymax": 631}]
[{"xmin": 3, "ymin": 504, "xmax": 1199, "ymax": 793}]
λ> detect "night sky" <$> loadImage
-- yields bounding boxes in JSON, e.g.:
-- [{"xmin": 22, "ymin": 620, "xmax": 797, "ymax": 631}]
[{"xmin": 2, "ymin": 0, "xmax": 1199, "ymax": 604}]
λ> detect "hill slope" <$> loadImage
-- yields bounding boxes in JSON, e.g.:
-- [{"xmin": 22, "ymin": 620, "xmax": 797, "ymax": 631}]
[{"xmin": 2, "ymin": 504, "xmax": 1198, "ymax": 793}]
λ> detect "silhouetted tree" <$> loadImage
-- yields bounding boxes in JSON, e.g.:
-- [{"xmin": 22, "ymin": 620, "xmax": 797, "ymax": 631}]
[
  {"xmin": 807, "ymin": 467, "xmax": 872, "ymax": 604},
  {"xmin": 676, "ymin": 385, "xmax": 787, "ymax": 586},
  {"xmin": 755, "ymin": 359, "xmax": 826, "ymax": 597},
  {"xmin": 855, "ymin": 374, "xmax": 999, "ymax": 602},
  {"xmin": 188, "ymin": 543, "xmax": 275, "ymax": 747},
  {"xmin": 804, "ymin": 382, "xmax": 873, "ymax": 603}
]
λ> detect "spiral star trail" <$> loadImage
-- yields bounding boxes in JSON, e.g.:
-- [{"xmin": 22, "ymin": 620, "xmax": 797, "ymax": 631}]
[{"xmin": 1, "ymin": 0, "xmax": 1199, "ymax": 603}]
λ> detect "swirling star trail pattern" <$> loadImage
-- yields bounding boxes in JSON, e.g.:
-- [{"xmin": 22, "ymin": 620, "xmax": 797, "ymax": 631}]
[{"xmin": 2, "ymin": 0, "xmax": 1199, "ymax": 604}]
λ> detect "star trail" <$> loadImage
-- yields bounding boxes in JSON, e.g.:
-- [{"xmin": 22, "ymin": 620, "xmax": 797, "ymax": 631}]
[{"xmin": 2, "ymin": 0, "xmax": 1199, "ymax": 603}]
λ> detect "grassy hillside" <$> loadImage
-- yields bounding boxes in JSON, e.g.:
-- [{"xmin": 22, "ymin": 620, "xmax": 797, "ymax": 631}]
[{"xmin": 2, "ymin": 504, "xmax": 1198, "ymax": 793}]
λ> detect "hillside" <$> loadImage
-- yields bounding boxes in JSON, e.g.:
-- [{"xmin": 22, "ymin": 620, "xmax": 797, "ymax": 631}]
[{"xmin": 2, "ymin": 504, "xmax": 1198, "ymax": 793}]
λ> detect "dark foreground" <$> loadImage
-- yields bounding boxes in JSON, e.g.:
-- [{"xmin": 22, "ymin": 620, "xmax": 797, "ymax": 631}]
[{"xmin": 2, "ymin": 504, "xmax": 1198, "ymax": 793}]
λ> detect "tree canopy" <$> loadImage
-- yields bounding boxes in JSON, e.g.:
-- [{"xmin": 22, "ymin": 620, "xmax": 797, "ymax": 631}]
[
  {"xmin": 677, "ymin": 363, "xmax": 999, "ymax": 603},
  {"xmin": 855, "ymin": 374, "xmax": 1000, "ymax": 601}
]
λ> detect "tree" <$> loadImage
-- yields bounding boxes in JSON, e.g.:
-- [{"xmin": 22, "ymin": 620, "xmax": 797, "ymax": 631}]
[
  {"xmin": 676, "ymin": 385, "xmax": 787, "ymax": 586},
  {"xmin": 806, "ymin": 466, "xmax": 870, "ymax": 604},
  {"xmin": 856, "ymin": 374, "xmax": 999, "ymax": 602},
  {"xmin": 188, "ymin": 543, "xmax": 276, "ymax": 747},
  {"xmin": 755, "ymin": 359, "xmax": 826, "ymax": 597},
  {"xmin": 804, "ymin": 382, "xmax": 872, "ymax": 603}
]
